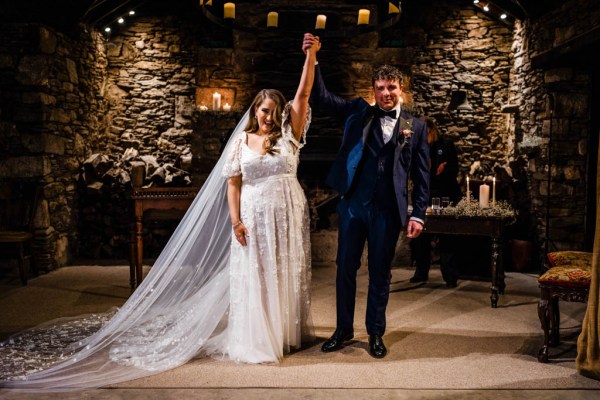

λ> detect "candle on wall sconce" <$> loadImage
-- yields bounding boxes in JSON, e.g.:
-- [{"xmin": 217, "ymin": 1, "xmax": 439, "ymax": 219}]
[
  {"xmin": 223, "ymin": 103, "xmax": 231, "ymax": 112},
  {"xmin": 357, "ymin": 9, "xmax": 370, "ymax": 25},
  {"xmin": 223, "ymin": 2, "xmax": 235, "ymax": 19},
  {"xmin": 479, "ymin": 182, "xmax": 490, "ymax": 208},
  {"xmin": 212, "ymin": 92, "xmax": 221, "ymax": 110},
  {"xmin": 267, "ymin": 11, "xmax": 278, "ymax": 28},
  {"xmin": 492, "ymin": 177, "xmax": 496, "ymax": 206},
  {"xmin": 315, "ymin": 15, "xmax": 326, "ymax": 30}
]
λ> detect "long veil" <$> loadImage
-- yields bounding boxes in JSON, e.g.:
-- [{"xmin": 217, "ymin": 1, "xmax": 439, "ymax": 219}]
[{"xmin": 0, "ymin": 110, "xmax": 251, "ymax": 391}]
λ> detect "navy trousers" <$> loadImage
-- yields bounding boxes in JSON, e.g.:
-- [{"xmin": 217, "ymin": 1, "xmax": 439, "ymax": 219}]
[{"xmin": 335, "ymin": 197, "xmax": 401, "ymax": 336}]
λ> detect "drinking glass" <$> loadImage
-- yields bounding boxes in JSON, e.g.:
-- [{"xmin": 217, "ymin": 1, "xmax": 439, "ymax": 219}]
[
  {"xmin": 431, "ymin": 197, "xmax": 441, "ymax": 214},
  {"xmin": 441, "ymin": 197, "xmax": 450, "ymax": 208}
]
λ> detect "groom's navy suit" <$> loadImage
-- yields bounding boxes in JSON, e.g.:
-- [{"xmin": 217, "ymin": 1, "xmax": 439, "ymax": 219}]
[{"xmin": 311, "ymin": 65, "xmax": 429, "ymax": 336}]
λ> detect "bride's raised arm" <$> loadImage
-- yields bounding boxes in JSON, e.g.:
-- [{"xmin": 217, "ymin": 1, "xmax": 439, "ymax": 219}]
[{"xmin": 290, "ymin": 33, "xmax": 321, "ymax": 141}]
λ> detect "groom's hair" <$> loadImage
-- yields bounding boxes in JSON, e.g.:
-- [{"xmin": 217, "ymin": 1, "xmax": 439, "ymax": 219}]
[{"xmin": 371, "ymin": 65, "xmax": 403, "ymax": 86}]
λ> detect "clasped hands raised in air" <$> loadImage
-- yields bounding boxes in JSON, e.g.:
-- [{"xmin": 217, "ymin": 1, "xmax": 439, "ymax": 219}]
[{"xmin": 302, "ymin": 33, "xmax": 321, "ymax": 54}]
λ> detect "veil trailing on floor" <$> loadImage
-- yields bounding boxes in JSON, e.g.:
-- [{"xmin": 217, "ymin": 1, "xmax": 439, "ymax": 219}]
[{"xmin": 0, "ymin": 110, "xmax": 251, "ymax": 391}]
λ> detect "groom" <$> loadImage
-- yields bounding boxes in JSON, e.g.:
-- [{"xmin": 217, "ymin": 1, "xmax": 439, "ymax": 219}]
[{"xmin": 303, "ymin": 34, "xmax": 429, "ymax": 358}]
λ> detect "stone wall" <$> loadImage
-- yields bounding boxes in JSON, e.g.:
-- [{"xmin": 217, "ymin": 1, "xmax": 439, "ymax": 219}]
[
  {"xmin": 76, "ymin": 16, "xmax": 203, "ymax": 259},
  {"xmin": 108, "ymin": 0, "xmax": 518, "ymax": 261},
  {"xmin": 509, "ymin": 0, "xmax": 599, "ymax": 253},
  {"xmin": 1, "ymin": 0, "xmax": 596, "ymax": 267},
  {"xmin": 0, "ymin": 23, "xmax": 108, "ymax": 269}
]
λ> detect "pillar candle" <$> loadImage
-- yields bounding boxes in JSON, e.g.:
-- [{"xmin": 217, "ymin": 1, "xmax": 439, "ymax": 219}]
[
  {"xmin": 492, "ymin": 177, "xmax": 496, "ymax": 206},
  {"xmin": 223, "ymin": 103, "xmax": 231, "ymax": 112},
  {"xmin": 479, "ymin": 183, "xmax": 490, "ymax": 208},
  {"xmin": 466, "ymin": 176, "xmax": 470, "ymax": 201},
  {"xmin": 267, "ymin": 11, "xmax": 278, "ymax": 28},
  {"xmin": 389, "ymin": 2, "xmax": 400, "ymax": 14},
  {"xmin": 315, "ymin": 15, "xmax": 326, "ymax": 30},
  {"xmin": 357, "ymin": 9, "xmax": 370, "ymax": 25},
  {"xmin": 224, "ymin": 2, "xmax": 235, "ymax": 19},
  {"xmin": 212, "ymin": 92, "xmax": 221, "ymax": 110}
]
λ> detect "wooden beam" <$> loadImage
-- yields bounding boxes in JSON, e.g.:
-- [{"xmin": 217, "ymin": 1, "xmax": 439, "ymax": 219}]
[{"xmin": 531, "ymin": 26, "xmax": 600, "ymax": 69}]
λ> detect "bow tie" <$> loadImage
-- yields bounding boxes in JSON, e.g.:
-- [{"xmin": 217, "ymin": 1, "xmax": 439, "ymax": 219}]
[{"xmin": 374, "ymin": 107, "xmax": 397, "ymax": 119}]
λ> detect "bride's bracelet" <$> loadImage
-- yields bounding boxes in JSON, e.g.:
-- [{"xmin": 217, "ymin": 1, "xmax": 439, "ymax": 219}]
[{"xmin": 232, "ymin": 221, "xmax": 243, "ymax": 228}]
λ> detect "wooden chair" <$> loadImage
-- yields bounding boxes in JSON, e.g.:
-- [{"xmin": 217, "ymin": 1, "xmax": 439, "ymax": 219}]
[
  {"xmin": 537, "ymin": 251, "xmax": 592, "ymax": 362},
  {"xmin": 0, "ymin": 181, "xmax": 41, "ymax": 285}
]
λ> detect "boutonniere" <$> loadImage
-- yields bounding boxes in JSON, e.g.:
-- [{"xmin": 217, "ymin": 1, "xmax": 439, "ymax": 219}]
[{"xmin": 399, "ymin": 117, "xmax": 413, "ymax": 139}]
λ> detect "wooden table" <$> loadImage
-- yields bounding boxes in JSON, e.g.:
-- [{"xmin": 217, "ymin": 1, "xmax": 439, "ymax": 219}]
[
  {"xmin": 423, "ymin": 213, "xmax": 512, "ymax": 308},
  {"xmin": 130, "ymin": 187, "xmax": 198, "ymax": 289}
]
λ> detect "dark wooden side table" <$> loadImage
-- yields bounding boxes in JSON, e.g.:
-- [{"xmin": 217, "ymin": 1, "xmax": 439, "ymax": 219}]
[
  {"xmin": 130, "ymin": 187, "xmax": 198, "ymax": 289},
  {"xmin": 423, "ymin": 214, "xmax": 512, "ymax": 308}
]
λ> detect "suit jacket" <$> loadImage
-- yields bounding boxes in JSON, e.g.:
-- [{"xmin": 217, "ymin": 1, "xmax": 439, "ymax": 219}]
[{"xmin": 310, "ymin": 65, "xmax": 430, "ymax": 226}]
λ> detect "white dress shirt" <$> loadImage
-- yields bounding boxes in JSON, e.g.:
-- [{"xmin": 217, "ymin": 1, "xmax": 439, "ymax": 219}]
[{"xmin": 377, "ymin": 104, "xmax": 402, "ymax": 144}]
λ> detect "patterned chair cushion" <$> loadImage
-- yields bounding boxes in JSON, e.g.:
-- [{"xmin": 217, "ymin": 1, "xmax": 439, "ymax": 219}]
[
  {"xmin": 538, "ymin": 265, "xmax": 591, "ymax": 287},
  {"xmin": 547, "ymin": 251, "xmax": 593, "ymax": 269}
]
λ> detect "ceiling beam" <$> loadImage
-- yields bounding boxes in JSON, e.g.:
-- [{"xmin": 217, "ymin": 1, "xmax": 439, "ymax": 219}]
[{"xmin": 531, "ymin": 25, "xmax": 600, "ymax": 69}]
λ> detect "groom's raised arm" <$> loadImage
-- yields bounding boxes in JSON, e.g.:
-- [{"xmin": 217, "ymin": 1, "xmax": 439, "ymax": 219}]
[{"xmin": 309, "ymin": 60, "xmax": 354, "ymax": 124}]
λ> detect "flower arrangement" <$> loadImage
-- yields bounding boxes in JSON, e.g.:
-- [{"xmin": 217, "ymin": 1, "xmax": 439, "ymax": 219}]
[{"xmin": 441, "ymin": 197, "xmax": 516, "ymax": 220}]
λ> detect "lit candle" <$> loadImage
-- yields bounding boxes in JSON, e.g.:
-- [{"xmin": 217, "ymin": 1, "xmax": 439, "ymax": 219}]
[
  {"xmin": 479, "ymin": 183, "xmax": 490, "ymax": 208},
  {"xmin": 212, "ymin": 92, "xmax": 221, "ymax": 110},
  {"xmin": 267, "ymin": 11, "xmax": 278, "ymax": 28},
  {"xmin": 315, "ymin": 15, "xmax": 326, "ymax": 30},
  {"xmin": 357, "ymin": 9, "xmax": 370, "ymax": 25},
  {"xmin": 223, "ymin": 103, "xmax": 231, "ymax": 112},
  {"xmin": 466, "ymin": 176, "xmax": 470, "ymax": 201},
  {"xmin": 224, "ymin": 2, "xmax": 235, "ymax": 19},
  {"xmin": 389, "ymin": 1, "xmax": 400, "ymax": 14},
  {"xmin": 492, "ymin": 177, "xmax": 496, "ymax": 206}
]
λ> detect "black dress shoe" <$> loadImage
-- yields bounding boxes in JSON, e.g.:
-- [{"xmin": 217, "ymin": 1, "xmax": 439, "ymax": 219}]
[
  {"xmin": 321, "ymin": 329, "xmax": 354, "ymax": 353},
  {"xmin": 368, "ymin": 335, "xmax": 387, "ymax": 358},
  {"xmin": 409, "ymin": 276, "xmax": 428, "ymax": 283}
]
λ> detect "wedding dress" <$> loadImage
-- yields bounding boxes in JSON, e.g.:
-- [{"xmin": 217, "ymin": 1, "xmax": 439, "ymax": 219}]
[{"xmin": 0, "ymin": 103, "xmax": 313, "ymax": 390}]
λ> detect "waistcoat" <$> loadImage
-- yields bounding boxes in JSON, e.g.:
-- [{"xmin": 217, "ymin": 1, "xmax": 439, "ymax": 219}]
[{"xmin": 347, "ymin": 121, "xmax": 398, "ymax": 211}]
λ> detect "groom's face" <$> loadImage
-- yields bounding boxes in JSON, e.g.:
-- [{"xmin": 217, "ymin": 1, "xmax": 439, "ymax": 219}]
[{"xmin": 373, "ymin": 79, "xmax": 402, "ymax": 111}]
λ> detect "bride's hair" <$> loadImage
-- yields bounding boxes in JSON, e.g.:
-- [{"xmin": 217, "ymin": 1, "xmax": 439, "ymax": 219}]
[{"xmin": 244, "ymin": 89, "xmax": 286, "ymax": 155}]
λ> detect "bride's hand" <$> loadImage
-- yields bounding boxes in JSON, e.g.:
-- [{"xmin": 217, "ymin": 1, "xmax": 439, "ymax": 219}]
[{"xmin": 233, "ymin": 223, "xmax": 248, "ymax": 246}]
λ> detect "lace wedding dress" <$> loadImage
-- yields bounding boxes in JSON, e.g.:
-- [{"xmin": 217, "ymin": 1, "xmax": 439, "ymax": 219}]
[{"xmin": 0, "ymin": 103, "xmax": 313, "ymax": 390}]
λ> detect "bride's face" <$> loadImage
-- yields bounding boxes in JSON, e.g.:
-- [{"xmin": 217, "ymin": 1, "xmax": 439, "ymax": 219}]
[{"xmin": 255, "ymin": 98, "xmax": 277, "ymax": 135}]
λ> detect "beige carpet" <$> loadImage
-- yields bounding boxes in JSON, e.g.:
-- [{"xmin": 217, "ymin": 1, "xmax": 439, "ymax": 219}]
[{"xmin": 1, "ymin": 262, "xmax": 599, "ymax": 390}]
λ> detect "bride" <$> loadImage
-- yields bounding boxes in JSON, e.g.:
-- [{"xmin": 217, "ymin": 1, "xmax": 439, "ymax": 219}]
[{"xmin": 0, "ymin": 34, "xmax": 321, "ymax": 390}]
